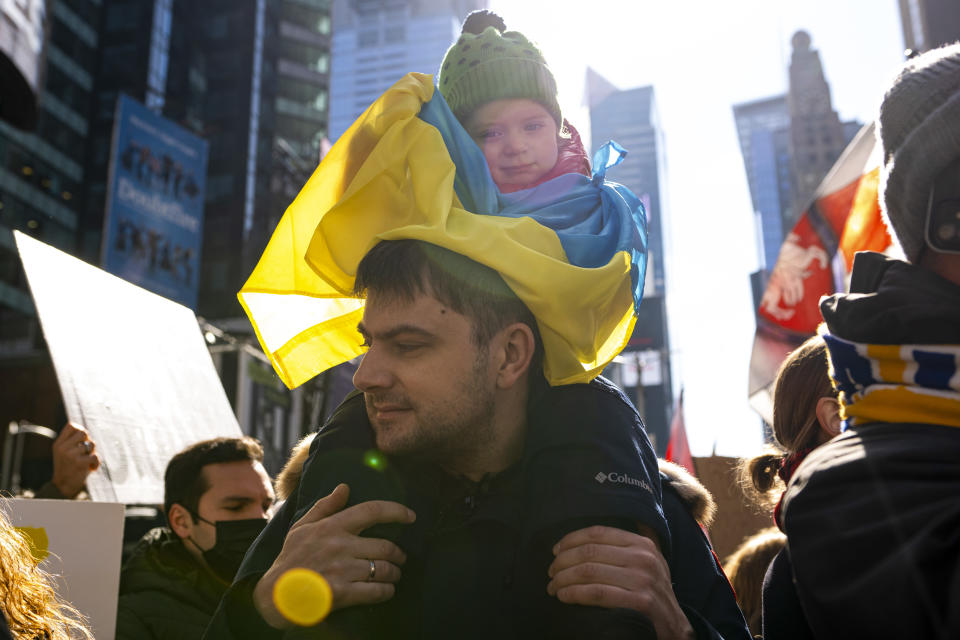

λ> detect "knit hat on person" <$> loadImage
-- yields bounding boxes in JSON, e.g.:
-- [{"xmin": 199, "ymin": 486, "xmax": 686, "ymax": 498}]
[
  {"xmin": 438, "ymin": 10, "xmax": 561, "ymax": 127},
  {"xmin": 877, "ymin": 42, "xmax": 960, "ymax": 263}
]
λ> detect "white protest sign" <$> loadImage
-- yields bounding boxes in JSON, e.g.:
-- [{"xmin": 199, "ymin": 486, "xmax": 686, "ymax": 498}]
[
  {"xmin": 15, "ymin": 231, "xmax": 242, "ymax": 504},
  {"xmin": 7, "ymin": 499, "xmax": 125, "ymax": 640}
]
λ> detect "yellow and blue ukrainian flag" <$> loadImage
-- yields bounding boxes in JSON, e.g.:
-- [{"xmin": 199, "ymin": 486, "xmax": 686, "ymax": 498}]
[{"xmin": 239, "ymin": 73, "xmax": 647, "ymax": 389}]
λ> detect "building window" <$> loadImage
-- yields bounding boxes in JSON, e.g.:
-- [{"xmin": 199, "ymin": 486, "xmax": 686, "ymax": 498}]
[
  {"xmin": 281, "ymin": 3, "xmax": 330, "ymax": 34},
  {"xmin": 104, "ymin": 3, "xmax": 143, "ymax": 32},
  {"xmin": 146, "ymin": 0, "xmax": 173, "ymax": 111},
  {"xmin": 206, "ymin": 16, "xmax": 230, "ymax": 39},
  {"xmin": 279, "ymin": 40, "xmax": 329, "ymax": 73},
  {"xmin": 98, "ymin": 91, "xmax": 118, "ymax": 119},
  {"xmin": 317, "ymin": 14, "xmax": 331, "ymax": 34},
  {"xmin": 384, "ymin": 25, "xmax": 405, "ymax": 43},
  {"xmin": 205, "ymin": 174, "xmax": 235, "ymax": 202},
  {"xmin": 48, "ymin": 15, "xmax": 96, "ymax": 70},
  {"xmin": 357, "ymin": 30, "xmax": 378, "ymax": 47},
  {"xmin": 44, "ymin": 64, "xmax": 90, "ymax": 115}
]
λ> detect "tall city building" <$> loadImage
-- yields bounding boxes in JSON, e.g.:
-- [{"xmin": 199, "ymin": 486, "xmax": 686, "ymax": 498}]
[
  {"xmin": 587, "ymin": 68, "xmax": 673, "ymax": 454},
  {"xmin": 899, "ymin": 0, "xmax": 960, "ymax": 53},
  {"xmin": 0, "ymin": 0, "xmax": 334, "ymax": 473},
  {"xmin": 327, "ymin": 0, "xmax": 485, "ymax": 141},
  {"xmin": 0, "ymin": 0, "xmax": 46, "ymax": 129},
  {"xmin": 732, "ymin": 95, "xmax": 791, "ymax": 277},
  {"xmin": 0, "ymin": 0, "xmax": 103, "ymax": 433},
  {"xmin": 786, "ymin": 31, "xmax": 857, "ymax": 220},
  {"xmin": 81, "ymin": 0, "xmax": 332, "ymax": 322},
  {"xmin": 733, "ymin": 31, "xmax": 860, "ymax": 301}
]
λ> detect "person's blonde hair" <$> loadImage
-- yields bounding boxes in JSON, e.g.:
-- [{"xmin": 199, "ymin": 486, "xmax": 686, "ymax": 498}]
[
  {"xmin": 739, "ymin": 335, "xmax": 835, "ymax": 506},
  {"xmin": 0, "ymin": 505, "xmax": 93, "ymax": 639},
  {"xmin": 723, "ymin": 527, "xmax": 787, "ymax": 636}
]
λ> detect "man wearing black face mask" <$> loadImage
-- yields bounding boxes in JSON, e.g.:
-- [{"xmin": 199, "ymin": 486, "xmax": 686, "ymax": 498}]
[{"xmin": 116, "ymin": 436, "xmax": 274, "ymax": 639}]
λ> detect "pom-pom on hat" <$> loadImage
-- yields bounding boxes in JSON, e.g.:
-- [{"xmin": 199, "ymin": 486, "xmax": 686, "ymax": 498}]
[
  {"xmin": 438, "ymin": 10, "xmax": 561, "ymax": 127},
  {"xmin": 877, "ymin": 42, "xmax": 960, "ymax": 262}
]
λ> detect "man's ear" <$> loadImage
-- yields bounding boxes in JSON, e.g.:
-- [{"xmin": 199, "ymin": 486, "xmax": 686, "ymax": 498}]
[
  {"xmin": 496, "ymin": 322, "xmax": 535, "ymax": 389},
  {"xmin": 815, "ymin": 397, "xmax": 842, "ymax": 441},
  {"xmin": 168, "ymin": 503, "xmax": 194, "ymax": 540}
]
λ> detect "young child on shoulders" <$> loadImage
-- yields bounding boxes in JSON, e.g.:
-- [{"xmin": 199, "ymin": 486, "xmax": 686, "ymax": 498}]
[
  {"xmin": 435, "ymin": 10, "xmax": 660, "ymax": 532},
  {"xmin": 437, "ymin": 10, "xmax": 591, "ymax": 194}
]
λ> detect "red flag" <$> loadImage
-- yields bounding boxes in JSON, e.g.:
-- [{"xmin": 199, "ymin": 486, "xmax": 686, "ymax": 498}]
[
  {"xmin": 666, "ymin": 390, "xmax": 695, "ymax": 476},
  {"xmin": 749, "ymin": 123, "xmax": 891, "ymax": 423}
]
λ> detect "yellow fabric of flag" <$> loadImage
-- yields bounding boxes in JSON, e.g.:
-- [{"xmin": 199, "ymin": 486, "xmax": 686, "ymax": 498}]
[{"xmin": 239, "ymin": 73, "xmax": 636, "ymax": 389}]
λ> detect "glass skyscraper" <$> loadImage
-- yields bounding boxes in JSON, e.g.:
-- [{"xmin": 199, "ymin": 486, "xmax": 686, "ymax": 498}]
[
  {"xmin": 327, "ymin": 0, "xmax": 485, "ymax": 141},
  {"xmin": 732, "ymin": 95, "xmax": 792, "ymax": 275},
  {"xmin": 0, "ymin": 0, "xmax": 104, "ymax": 465}
]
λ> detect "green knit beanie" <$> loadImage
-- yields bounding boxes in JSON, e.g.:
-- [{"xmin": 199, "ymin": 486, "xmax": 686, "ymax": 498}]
[{"xmin": 438, "ymin": 11, "xmax": 561, "ymax": 127}]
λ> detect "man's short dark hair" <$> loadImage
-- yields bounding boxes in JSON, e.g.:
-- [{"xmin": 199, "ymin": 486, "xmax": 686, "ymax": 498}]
[
  {"xmin": 353, "ymin": 240, "xmax": 542, "ymax": 366},
  {"xmin": 163, "ymin": 436, "xmax": 264, "ymax": 520}
]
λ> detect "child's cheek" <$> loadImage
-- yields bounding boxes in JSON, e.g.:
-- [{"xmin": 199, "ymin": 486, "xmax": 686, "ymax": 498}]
[{"xmin": 480, "ymin": 144, "xmax": 498, "ymax": 166}]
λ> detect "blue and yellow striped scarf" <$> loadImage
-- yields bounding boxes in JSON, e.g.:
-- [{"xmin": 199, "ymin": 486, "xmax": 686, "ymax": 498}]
[{"xmin": 821, "ymin": 329, "xmax": 960, "ymax": 429}]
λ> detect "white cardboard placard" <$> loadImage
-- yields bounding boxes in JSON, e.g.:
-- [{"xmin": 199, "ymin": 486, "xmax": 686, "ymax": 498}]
[{"xmin": 15, "ymin": 231, "xmax": 242, "ymax": 504}]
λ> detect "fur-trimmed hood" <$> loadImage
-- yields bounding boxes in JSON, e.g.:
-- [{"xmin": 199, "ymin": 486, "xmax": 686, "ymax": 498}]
[{"xmin": 659, "ymin": 459, "xmax": 716, "ymax": 528}]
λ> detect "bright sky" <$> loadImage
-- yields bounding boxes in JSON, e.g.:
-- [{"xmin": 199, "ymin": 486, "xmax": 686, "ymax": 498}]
[{"xmin": 489, "ymin": 0, "xmax": 906, "ymax": 456}]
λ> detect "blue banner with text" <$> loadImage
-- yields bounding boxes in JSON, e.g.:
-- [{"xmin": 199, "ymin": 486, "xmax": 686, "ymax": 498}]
[{"xmin": 102, "ymin": 94, "xmax": 208, "ymax": 309}]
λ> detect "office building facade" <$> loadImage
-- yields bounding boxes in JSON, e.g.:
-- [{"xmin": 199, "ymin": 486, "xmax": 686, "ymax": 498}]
[
  {"xmin": 732, "ymin": 95, "xmax": 792, "ymax": 276},
  {"xmin": 0, "ymin": 0, "xmax": 103, "ymax": 433},
  {"xmin": 899, "ymin": 0, "xmax": 960, "ymax": 53},
  {"xmin": 0, "ymin": 0, "xmax": 334, "ymax": 473},
  {"xmin": 80, "ymin": 0, "xmax": 332, "ymax": 322},
  {"xmin": 327, "ymin": 0, "xmax": 485, "ymax": 141},
  {"xmin": 786, "ymin": 30, "xmax": 857, "ymax": 221}
]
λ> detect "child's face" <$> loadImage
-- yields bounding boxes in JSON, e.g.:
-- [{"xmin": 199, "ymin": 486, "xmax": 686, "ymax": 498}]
[{"xmin": 465, "ymin": 99, "xmax": 560, "ymax": 191}]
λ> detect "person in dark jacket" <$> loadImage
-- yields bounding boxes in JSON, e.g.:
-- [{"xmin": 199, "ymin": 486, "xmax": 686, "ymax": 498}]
[
  {"xmin": 116, "ymin": 436, "xmax": 274, "ymax": 639},
  {"xmin": 115, "ymin": 527, "xmax": 227, "ymax": 639},
  {"xmin": 781, "ymin": 43, "xmax": 960, "ymax": 640},
  {"xmin": 263, "ymin": 434, "xmax": 751, "ymax": 640}
]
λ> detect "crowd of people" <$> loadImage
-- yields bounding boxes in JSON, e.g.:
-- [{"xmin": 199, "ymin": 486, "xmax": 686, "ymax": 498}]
[{"xmin": 1, "ymin": 10, "xmax": 958, "ymax": 640}]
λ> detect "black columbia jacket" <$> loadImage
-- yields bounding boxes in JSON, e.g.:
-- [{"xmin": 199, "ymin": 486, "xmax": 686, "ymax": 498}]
[{"xmin": 204, "ymin": 378, "xmax": 667, "ymax": 639}]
